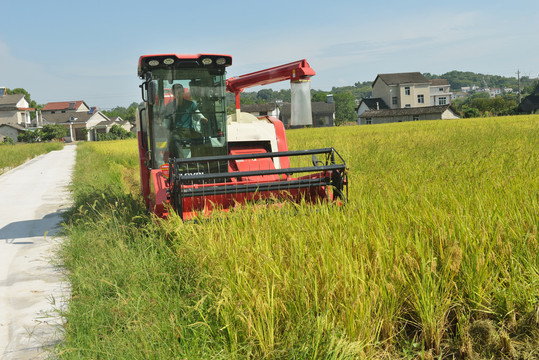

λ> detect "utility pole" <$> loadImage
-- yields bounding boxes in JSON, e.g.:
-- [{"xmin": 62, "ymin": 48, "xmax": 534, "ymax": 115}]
[{"xmin": 517, "ymin": 70, "xmax": 521, "ymax": 103}]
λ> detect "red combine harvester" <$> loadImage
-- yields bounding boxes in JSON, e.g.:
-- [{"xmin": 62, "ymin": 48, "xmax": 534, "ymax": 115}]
[{"xmin": 136, "ymin": 53, "xmax": 348, "ymax": 220}]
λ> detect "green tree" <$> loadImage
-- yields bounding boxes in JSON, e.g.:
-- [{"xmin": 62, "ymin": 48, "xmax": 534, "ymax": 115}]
[
  {"xmin": 41, "ymin": 124, "xmax": 69, "ymax": 141},
  {"xmin": 462, "ymin": 106, "xmax": 480, "ymax": 118},
  {"xmin": 102, "ymin": 102, "xmax": 138, "ymax": 124},
  {"xmin": 98, "ymin": 125, "xmax": 135, "ymax": 141},
  {"xmin": 18, "ymin": 129, "xmax": 42, "ymax": 143},
  {"xmin": 311, "ymin": 90, "xmax": 328, "ymax": 103},
  {"xmin": 333, "ymin": 91, "xmax": 357, "ymax": 125},
  {"xmin": 257, "ymin": 89, "xmax": 274, "ymax": 102}
]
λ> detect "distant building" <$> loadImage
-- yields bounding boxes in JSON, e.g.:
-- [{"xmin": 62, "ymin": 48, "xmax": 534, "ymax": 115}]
[
  {"xmin": 42, "ymin": 100, "xmax": 90, "ymax": 114},
  {"xmin": 372, "ymin": 72, "xmax": 431, "ymax": 110},
  {"xmin": 429, "ymin": 79, "xmax": 452, "ymax": 106},
  {"xmin": 0, "ymin": 93, "xmax": 34, "ymax": 128},
  {"xmin": 280, "ymin": 102, "xmax": 335, "ymax": 127},
  {"xmin": 489, "ymin": 88, "xmax": 502, "ymax": 97},
  {"xmin": 0, "ymin": 123, "xmax": 26, "ymax": 143},
  {"xmin": 240, "ymin": 103, "xmax": 280, "ymax": 118},
  {"xmin": 358, "ymin": 72, "xmax": 458, "ymax": 124},
  {"xmin": 361, "ymin": 105, "xmax": 460, "ymax": 125},
  {"xmin": 356, "ymin": 98, "xmax": 390, "ymax": 125}
]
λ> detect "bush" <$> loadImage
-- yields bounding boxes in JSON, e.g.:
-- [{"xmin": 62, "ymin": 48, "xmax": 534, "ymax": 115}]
[
  {"xmin": 41, "ymin": 124, "xmax": 69, "ymax": 141},
  {"xmin": 17, "ymin": 124, "xmax": 70, "ymax": 143},
  {"xmin": 1, "ymin": 136, "xmax": 15, "ymax": 145},
  {"xmin": 462, "ymin": 106, "xmax": 481, "ymax": 118},
  {"xmin": 18, "ymin": 129, "xmax": 42, "ymax": 143},
  {"xmin": 97, "ymin": 124, "xmax": 135, "ymax": 141}
]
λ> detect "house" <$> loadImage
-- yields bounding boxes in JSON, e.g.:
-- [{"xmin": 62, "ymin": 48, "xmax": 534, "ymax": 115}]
[
  {"xmin": 451, "ymin": 92, "xmax": 468, "ymax": 100},
  {"xmin": 361, "ymin": 105, "xmax": 460, "ymax": 125},
  {"xmin": 41, "ymin": 110, "xmax": 112, "ymax": 141},
  {"xmin": 519, "ymin": 95, "xmax": 539, "ymax": 114},
  {"xmin": 241, "ymin": 103, "xmax": 280, "ymax": 118},
  {"xmin": 429, "ymin": 79, "xmax": 452, "ymax": 106},
  {"xmin": 107, "ymin": 117, "xmax": 133, "ymax": 133},
  {"xmin": 0, "ymin": 124, "xmax": 26, "ymax": 143},
  {"xmin": 356, "ymin": 98, "xmax": 390, "ymax": 125},
  {"xmin": 461, "ymin": 85, "xmax": 479, "ymax": 93},
  {"xmin": 0, "ymin": 93, "xmax": 34, "ymax": 128},
  {"xmin": 280, "ymin": 101, "xmax": 335, "ymax": 127},
  {"xmin": 41, "ymin": 100, "xmax": 90, "ymax": 114},
  {"xmin": 489, "ymin": 88, "xmax": 502, "ymax": 97},
  {"xmin": 372, "ymin": 72, "xmax": 431, "ymax": 110},
  {"xmin": 358, "ymin": 72, "xmax": 458, "ymax": 124}
]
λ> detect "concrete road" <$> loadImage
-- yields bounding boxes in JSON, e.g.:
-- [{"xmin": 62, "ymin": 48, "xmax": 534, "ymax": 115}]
[{"xmin": 0, "ymin": 144, "xmax": 76, "ymax": 359}]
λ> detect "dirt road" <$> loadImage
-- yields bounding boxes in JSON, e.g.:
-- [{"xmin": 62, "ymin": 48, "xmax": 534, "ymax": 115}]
[{"xmin": 0, "ymin": 144, "xmax": 76, "ymax": 359}]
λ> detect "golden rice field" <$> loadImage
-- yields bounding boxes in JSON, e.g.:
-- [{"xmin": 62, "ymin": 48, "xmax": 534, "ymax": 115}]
[{"xmin": 59, "ymin": 115, "xmax": 538, "ymax": 359}]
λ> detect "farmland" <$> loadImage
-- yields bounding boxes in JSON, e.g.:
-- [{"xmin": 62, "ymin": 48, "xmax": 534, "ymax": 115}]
[{"xmin": 58, "ymin": 115, "xmax": 538, "ymax": 359}]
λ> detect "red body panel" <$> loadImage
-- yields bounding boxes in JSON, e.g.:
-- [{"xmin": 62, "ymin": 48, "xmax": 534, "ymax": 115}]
[
  {"xmin": 138, "ymin": 132, "xmax": 151, "ymax": 209},
  {"xmin": 226, "ymin": 59, "xmax": 315, "ymax": 93}
]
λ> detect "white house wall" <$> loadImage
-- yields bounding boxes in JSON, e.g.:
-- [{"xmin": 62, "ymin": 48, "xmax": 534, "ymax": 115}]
[
  {"xmin": 86, "ymin": 113, "xmax": 109, "ymax": 128},
  {"xmin": 441, "ymin": 109, "xmax": 460, "ymax": 120},
  {"xmin": 356, "ymin": 102, "xmax": 371, "ymax": 124},
  {"xmin": 15, "ymin": 98, "xmax": 29, "ymax": 108}
]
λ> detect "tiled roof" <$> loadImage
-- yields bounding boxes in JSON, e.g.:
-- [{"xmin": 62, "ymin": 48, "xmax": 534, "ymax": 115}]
[
  {"xmin": 241, "ymin": 103, "xmax": 279, "ymax": 112},
  {"xmin": 42, "ymin": 101, "xmax": 87, "ymax": 111},
  {"xmin": 430, "ymin": 79, "xmax": 450, "ymax": 86},
  {"xmin": 0, "ymin": 94, "xmax": 25, "ymax": 108},
  {"xmin": 280, "ymin": 102, "xmax": 334, "ymax": 116},
  {"xmin": 376, "ymin": 72, "xmax": 429, "ymax": 86},
  {"xmin": 360, "ymin": 98, "xmax": 390, "ymax": 110},
  {"xmin": 362, "ymin": 105, "xmax": 455, "ymax": 118},
  {"xmin": 0, "ymin": 123, "xmax": 25, "ymax": 131},
  {"xmin": 41, "ymin": 111, "xmax": 95, "ymax": 124}
]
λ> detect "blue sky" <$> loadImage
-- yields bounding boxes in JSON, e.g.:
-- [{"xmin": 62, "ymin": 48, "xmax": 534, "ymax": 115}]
[{"xmin": 1, "ymin": 0, "xmax": 538, "ymax": 109}]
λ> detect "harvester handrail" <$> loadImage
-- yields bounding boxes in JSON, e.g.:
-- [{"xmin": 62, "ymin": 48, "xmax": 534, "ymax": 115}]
[
  {"xmin": 180, "ymin": 177, "xmax": 333, "ymax": 198},
  {"xmin": 174, "ymin": 163, "xmax": 345, "ymax": 182},
  {"xmin": 172, "ymin": 147, "xmax": 343, "ymax": 165}
]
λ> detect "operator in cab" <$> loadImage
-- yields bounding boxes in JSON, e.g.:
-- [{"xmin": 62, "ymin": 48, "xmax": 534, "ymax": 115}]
[{"xmin": 165, "ymin": 83, "xmax": 208, "ymax": 158}]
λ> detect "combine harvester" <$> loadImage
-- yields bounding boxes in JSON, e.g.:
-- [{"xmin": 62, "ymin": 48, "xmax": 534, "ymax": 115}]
[{"xmin": 136, "ymin": 53, "xmax": 348, "ymax": 220}]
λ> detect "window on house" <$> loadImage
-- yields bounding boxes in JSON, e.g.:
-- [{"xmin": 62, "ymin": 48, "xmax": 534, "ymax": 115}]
[
  {"xmin": 405, "ymin": 87, "xmax": 410, "ymax": 95},
  {"xmin": 439, "ymin": 88, "xmax": 444, "ymax": 92},
  {"xmin": 366, "ymin": 118, "xmax": 372, "ymax": 125},
  {"xmin": 439, "ymin": 97, "xmax": 447, "ymax": 105},
  {"xmin": 405, "ymin": 104, "xmax": 411, "ymax": 108},
  {"xmin": 392, "ymin": 97, "xmax": 398, "ymax": 105},
  {"xmin": 413, "ymin": 115, "xmax": 419, "ymax": 121},
  {"xmin": 417, "ymin": 94, "xmax": 424, "ymax": 104}
]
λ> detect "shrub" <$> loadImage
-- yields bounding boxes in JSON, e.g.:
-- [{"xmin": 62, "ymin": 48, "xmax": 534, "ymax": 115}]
[{"xmin": 1, "ymin": 136, "xmax": 15, "ymax": 145}]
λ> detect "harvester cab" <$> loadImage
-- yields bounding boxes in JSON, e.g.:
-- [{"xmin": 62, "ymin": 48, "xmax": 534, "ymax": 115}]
[{"xmin": 137, "ymin": 53, "xmax": 348, "ymax": 220}]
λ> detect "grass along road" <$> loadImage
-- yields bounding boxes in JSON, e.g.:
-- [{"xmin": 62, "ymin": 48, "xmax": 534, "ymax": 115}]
[{"xmin": 0, "ymin": 142, "xmax": 64, "ymax": 176}]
